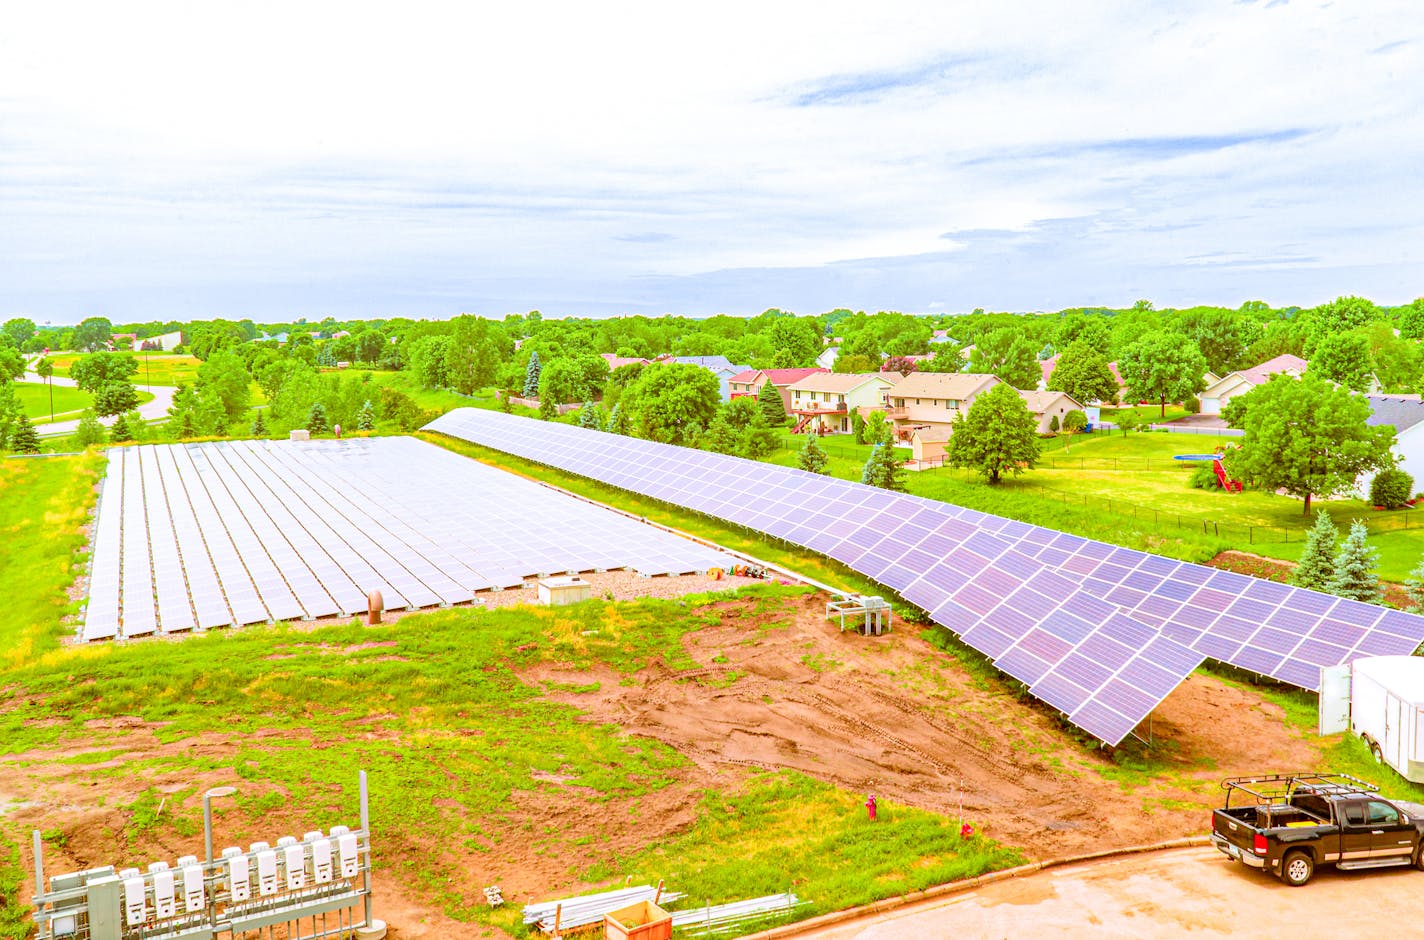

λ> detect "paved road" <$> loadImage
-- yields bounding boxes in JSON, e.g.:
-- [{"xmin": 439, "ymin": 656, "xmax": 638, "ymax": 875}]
[
  {"xmin": 801, "ymin": 846, "xmax": 1422, "ymax": 940},
  {"xmin": 22, "ymin": 356, "xmax": 175, "ymax": 436}
]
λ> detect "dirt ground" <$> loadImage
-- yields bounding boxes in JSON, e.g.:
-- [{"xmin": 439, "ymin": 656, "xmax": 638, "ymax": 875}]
[
  {"xmin": 1208, "ymin": 549, "xmax": 1412, "ymax": 608},
  {"xmin": 3, "ymin": 589, "xmax": 1322, "ymax": 938},
  {"xmin": 800, "ymin": 845, "xmax": 1424, "ymax": 940}
]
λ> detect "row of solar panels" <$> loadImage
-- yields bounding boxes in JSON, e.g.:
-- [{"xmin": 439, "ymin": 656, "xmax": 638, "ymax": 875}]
[
  {"xmin": 425, "ymin": 408, "xmax": 1424, "ymax": 746},
  {"xmin": 82, "ymin": 438, "xmax": 737, "ymax": 641}
]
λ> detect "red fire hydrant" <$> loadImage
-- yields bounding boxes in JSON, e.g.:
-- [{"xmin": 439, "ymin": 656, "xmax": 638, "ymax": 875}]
[{"xmin": 865, "ymin": 795, "xmax": 877, "ymax": 822}]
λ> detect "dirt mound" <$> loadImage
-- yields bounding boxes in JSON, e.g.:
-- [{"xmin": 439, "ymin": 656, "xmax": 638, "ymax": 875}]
[{"xmin": 531, "ymin": 592, "xmax": 1319, "ymax": 859}]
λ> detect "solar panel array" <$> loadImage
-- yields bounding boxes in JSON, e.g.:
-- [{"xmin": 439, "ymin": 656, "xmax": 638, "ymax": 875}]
[
  {"xmin": 426, "ymin": 408, "xmax": 1424, "ymax": 746},
  {"xmin": 83, "ymin": 437, "xmax": 735, "ymax": 642}
]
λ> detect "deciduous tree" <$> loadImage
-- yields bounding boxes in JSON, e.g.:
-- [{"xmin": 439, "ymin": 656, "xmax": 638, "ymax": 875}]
[
  {"xmin": 946, "ymin": 382, "xmax": 1041, "ymax": 484},
  {"xmin": 1308, "ymin": 333, "xmax": 1374, "ymax": 392},
  {"xmin": 196, "ymin": 349, "xmax": 252, "ymax": 418},
  {"xmin": 93, "ymin": 381, "xmax": 139, "ymax": 417},
  {"xmin": 622, "ymin": 363, "xmax": 721, "ymax": 446},
  {"xmin": 1117, "ymin": 331, "xmax": 1207, "ymax": 417},
  {"xmin": 968, "ymin": 328, "xmax": 1040, "ymax": 389},
  {"xmin": 70, "ymin": 352, "xmax": 138, "ymax": 392},
  {"xmin": 72, "ymin": 317, "xmax": 112, "ymax": 352},
  {"xmin": 1047, "ymin": 341, "xmax": 1118, "ymax": 404},
  {"xmin": 1223, "ymin": 373, "xmax": 1395, "ymax": 515}
]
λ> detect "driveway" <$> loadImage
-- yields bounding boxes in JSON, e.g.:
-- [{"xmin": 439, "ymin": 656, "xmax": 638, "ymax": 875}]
[{"xmin": 796, "ymin": 846, "xmax": 1421, "ymax": 940}]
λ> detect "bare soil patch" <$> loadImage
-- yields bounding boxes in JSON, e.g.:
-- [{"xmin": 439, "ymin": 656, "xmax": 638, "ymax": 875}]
[
  {"xmin": 1208, "ymin": 550, "xmax": 1410, "ymax": 607},
  {"xmin": 3, "ymin": 590, "xmax": 1319, "ymax": 937}
]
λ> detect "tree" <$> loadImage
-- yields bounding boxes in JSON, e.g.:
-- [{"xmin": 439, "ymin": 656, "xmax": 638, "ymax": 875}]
[
  {"xmin": 93, "ymin": 381, "xmax": 139, "ymax": 417},
  {"xmin": 251, "ymin": 409, "xmax": 269, "ymax": 436},
  {"xmin": 1405, "ymin": 555, "xmax": 1424, "ymax": 612},
  {"xmin": 833, "ymin": 353, "xmax": 879, "ymax": 374},
  {"xmin": 577, "ymin": 400, "xmax": 600, "ymax": 429},
  {"xmin": 538, "ymin": 358, "xmax": 588, "ymax": 405},
  {"xmin": 72, "ymin": 411, "xmax": 106, "ymax": 447},
  {"xmin": 354, "ymin": 328, "xmax": 388, "ymax": 363},
  {"xmin": 882, "ymin": 355, "xmax": 919, "ymax": 375},
  {"xmin": 1048, "ymin": 414, "xmax": 1059, "ymax": 432},
  {"xmin": 1177, "ymin": 309, "xmax": 1261, "ymax": 375},
  {"xmin": 1223, "ymin": 373, "xmax": 1395, "ymax": 515},
  {"xmin": 918, "ymin": 343, "xmax": 966, "ymax": 374},
  {"xmin": 1047, "ymin": 341, "xmax": 1118, "ymax": 404},
  {"xmin": 10, "ymin": 414, "xmax": 40, "ymax": 454},
  {"xmin": 70, "ymin": 352, "xmax": 138, "ymax": 392},
  {"xmin": 537, "ymin": 395, "xmax": 557, "ymax": 420},
  {"xmin": 1302, "ymin": 296, "xmax": 1381, "ymax": 354},
  {"xmin": 797, "ymin": 433, "xmax": 829, "ymax": 474},
  {"xmin": 946, "ymin": 382, "xmax": 1042, "ymax": 484},
  {"xmin": 196, "ymin": 349, "xmax": 252, "ymax": 418},
  {"xmin": 1327, "ymin": 520, "xmax": 1381, "ymax": 603},
  {"xmin": 606, "ymin": 402, "xmax": 629, "ymax": 435},
  {"xmin": 739, "ymin": 409, "xmax": 780, "ymax": 459},
  {"xmin": 1369, "ymin": 467, "xmax": 1413, "ymax": 509},
  {"xmin": 35, "ymin": 357, "xmax": 54, "ymax": 421},
  {"xmin": 622, "ymin": 363, "xmax": 722, "ymax": 446},
  {"xmin": 1308, "ymin": 333, "xmax": 1375, "ymax": 391},
  {"xmin": 2, "ymin": 317, "xmax": 35, "ymax": 349},
  {"xmin": 968, "ymin": 328, "xmax": 1040, "ymax": 389},
  {"xmin": 1054, "ymin": 315, "xmax": 1111, "ymax": 354},
  {"xmin": 1398, "ymin": 297, "xmax": 1424, "ymax": 342},
  {"xmin": 1115, "ymin": 410, "xmax": 1144, "ymax": 436},
  {"xmin": 109, "ymin": 413, "xmax": 132, "ymax": 443},
  {"xmin": 1117, "ymin": 331, "xmax": 1208, "ymax": 416},
  {"xmin": 356, "ymin": 400, "xmax": 376, "ymax": 431},
  {"xmin": 757, "ymin": 380, "xmax": 788, "ymax": 427},
  {"xmin": 1291, "ymin": 511, "xmax": 1338, "ymax": 591},
  {"xmin": 702, "ymin": 413, "xmax": 739, "ymax": 454},
  {"xmin": 767, "ymin": 317, "xmax": 821, "ymax": 366},
  {"xmin": 864, "ymin": 410, "xmax": 887, "ymax": 444},
  {"xmin": 522, "ymin": 351, "xmax": 542, "ymax": 398},
  {"xmin": 0, "ymin": 346, "xmax": 23, "ymax": 381},
  {"xmin": 306, "ymin": 401, "xmax": 330, "ymax": 435},
  {"xmin": 850, "ymin": 410, "xmax": 866, "ymax": 444},
  {"xmin": 72, "ymin": 317, "xmax": 112, "ymax": 352},
  {"xmin": 446, "ymin": 316, "xmax": 510, "ymax": 394},
  {"xmin": 860, "ymin": 440, "xmax": 907, "ymax": 491}
]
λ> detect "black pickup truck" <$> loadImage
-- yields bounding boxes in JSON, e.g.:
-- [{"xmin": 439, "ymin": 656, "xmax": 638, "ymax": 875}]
[{"xmin": 1211, "ymin": 772, "xmax": 1424, "ymax": 886}]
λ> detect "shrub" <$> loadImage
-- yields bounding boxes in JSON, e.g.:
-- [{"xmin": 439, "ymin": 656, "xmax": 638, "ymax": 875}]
[
  {"xmin": 1062, "ymin": 410, "xmax": 1087, "ymax": 433},
  {"xmin": 1189, "ymin": 463, "xmax": 1222, "ymax": 490},
  {"xmin": 1370, "ymin": 467, "xmax": 1414, "ymax": 509},
  {"xmin": 1183, "ymin": 395, "xmax": 1200, "ymax": 415},
  {"xmin": 1048, "ymin": 415, "xmax": 1060, "ymax": 432}
]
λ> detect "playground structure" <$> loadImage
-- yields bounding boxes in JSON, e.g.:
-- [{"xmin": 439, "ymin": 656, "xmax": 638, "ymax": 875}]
[{"xmin": 1174, "ymin": 451, "xmax": 1242, "ymax": 493}]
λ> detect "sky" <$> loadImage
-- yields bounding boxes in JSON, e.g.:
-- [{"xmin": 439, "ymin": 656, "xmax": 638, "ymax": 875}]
[{"xmin": 2, "ymin": 1, "xmax": 1421, "ymax": 324}]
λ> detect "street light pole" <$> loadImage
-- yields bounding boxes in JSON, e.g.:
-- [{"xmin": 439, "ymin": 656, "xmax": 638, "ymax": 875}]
[{"xmin": 203, "ymin": 785, "xmax": 238, "ymax": 865}]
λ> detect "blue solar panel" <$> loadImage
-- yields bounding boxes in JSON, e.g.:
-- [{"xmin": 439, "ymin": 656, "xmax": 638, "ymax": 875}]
[{"xmin": 426, "ymin": 409, "xmax": 1424, "ymax": 740}]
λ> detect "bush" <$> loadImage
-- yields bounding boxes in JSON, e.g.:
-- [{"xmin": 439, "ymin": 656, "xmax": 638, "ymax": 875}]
[
  {"xmin": 1370, "ymin": 467, "xmax": 1414, "ymax": 509},
  {"xmin": 1062, "ymin": 410, "xmax": 1087, "ymax": 433},
  {"xmin": 1189, "ymin": 463, "xmax": 1222, "ymax": 490},
  {"xmin": 1184, "ymin": 395, "xmax": 1200, "ymax": 415},
  {"xmin": 1048, "ymin": 415, "xmax": 1060, "ymax": 432}
]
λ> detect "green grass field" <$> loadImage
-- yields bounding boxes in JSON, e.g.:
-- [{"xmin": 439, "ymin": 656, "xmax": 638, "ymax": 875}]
[
  {"xmin": 15, "ymin": 382, "xmax": 92, "ymax": 420},
  {"xmin": 48, "ymin": 353, "xmax": 202, "ymax": 387}
]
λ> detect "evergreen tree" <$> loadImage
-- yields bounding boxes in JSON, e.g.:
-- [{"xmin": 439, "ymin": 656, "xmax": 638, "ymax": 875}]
[
  {"xmin": 1326, "ymin": 520, "xmax": 1382, "ymax": 603},
  {"xmin": 757, "ymin": 380, "xmax": 788, "ymax": 427},
  {"xmin": 499, "ymin": 390, "xmax": 514, "ymax": 414},
  {"xmin": 10, "ymin": 413, "xmax": 40, "ymax": 454},
  {"xmin": 798, "ymin": 433, "xmax": 829, "ymax": 474},
  {"xmin": 1290, "ymin": 511, "xmax": 1338, "ymax": 592},
  {"xmin": 861, "ymin": 440, "xmax": 907, "ymax": 492},
  {"xmin": 1406, "ymin": 556, "xmax": 1424, "ymax": 613},
  {"xmin": 739, "ymin": 409, "xmax": 780, "ymax": 459},
  {"xmin": 703, "ymin": 414, "xmax": 739, "ymax": 454},
  {"xmin": 851, "ymin": 410, "xmax": 866, "ymax": 444},
  {"xmin": 109, "ymin": 413, "xmax": 132, "ymax": 443},
  {"xmin": 606, "ymin": 402, "xmax": 628, "ymax": 435},
  {"xmin": 577, "ymin": 400, "xmax": 600, "ymax": 429},
  {"xmin": 356, "ymin": 400, "xmax": 376, "ymax": 431},
  {"xmin": 251, "ymin": 409, "xmax": 268, "ymax": 437},
  {"xmin": 306, "ymin": 401, "xmax": 329, "ymax": 434},
  {"xmin": 177, "ymin": 410, "xmax": 197, "ymax": 439},
  {"xmin": 73, "ymin": 411, "xmax": 107, "ymax": 447},
  {"xmin": 1049, "ymin": 414, "xmax": 1060, "ymax": 432},
  {"xmin": 522, "ymin": 351, "xmax": 542, "ymax": 398}
]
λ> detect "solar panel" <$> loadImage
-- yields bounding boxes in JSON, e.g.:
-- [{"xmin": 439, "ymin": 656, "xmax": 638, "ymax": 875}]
[{"xmin": 426, "ymin": 408, "xmax": 1424, "ymax": 743}]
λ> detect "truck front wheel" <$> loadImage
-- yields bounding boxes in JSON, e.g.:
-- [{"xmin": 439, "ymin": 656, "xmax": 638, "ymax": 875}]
[
  {"xmin": 1282, "ymin": 850, "xmax": 1314, "ymax": 887},
  {"xmin": 1415, "ymin": 845, "xmax": 1424, "ymax": 872}
]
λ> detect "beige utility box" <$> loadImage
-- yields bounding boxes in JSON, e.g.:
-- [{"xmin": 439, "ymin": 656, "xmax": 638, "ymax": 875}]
[
  {"xmin": 289, "ymin": 429, "xmax": 311, "ymax": 441},
  {"xmin": 537, "ymin": 576, "xmax": 592, "ymax": 606},
  {"xmin": 604, "ymin": 900, "xmax": 672, "ymax": 940}
]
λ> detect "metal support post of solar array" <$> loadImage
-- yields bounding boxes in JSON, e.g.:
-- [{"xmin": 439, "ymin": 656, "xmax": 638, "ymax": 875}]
[
  {"xmin": 425, "ymin": 408, "xmax": 1424, "ymax": 747},
  {"xmin": 31, "ymin": 772, "xmax": 379, "ymax": 940}
]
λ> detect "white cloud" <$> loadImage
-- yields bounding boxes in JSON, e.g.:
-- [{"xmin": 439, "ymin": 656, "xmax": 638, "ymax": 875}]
[{"xmin": 1, "ymin": 1, "xmax": 1422, "ymax": 320}]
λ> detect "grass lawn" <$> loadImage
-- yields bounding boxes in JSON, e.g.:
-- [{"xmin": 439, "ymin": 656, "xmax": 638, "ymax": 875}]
[
  {"xmin": 15, "ymin": 382, "xmax": 92, "ymax": 420},
  {"xmin": 48, "ymin": 352, "xmax": 203, "ymax": 387}
]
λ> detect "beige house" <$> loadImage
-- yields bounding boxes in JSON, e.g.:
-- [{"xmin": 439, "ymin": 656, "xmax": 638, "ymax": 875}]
[
  {"xmin": 1199, "ymin": 354, "xmax": 1307, "ymax": 415},
  {"xmin": 727, "ymin": 367, "xmax": 828, "ymax": 413},
  {"xmin": 884, "ymin": 373, "xmax": 1002, "ymax": 439},
  {"xmin": 1017, "ymin": 390, "xmax": 1085, "ymax": 433},
  {"xmin": 787, "ymin": 372, "xmax": 901, "ymax": 434}
]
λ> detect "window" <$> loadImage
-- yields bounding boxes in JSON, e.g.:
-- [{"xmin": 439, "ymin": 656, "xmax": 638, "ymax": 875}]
[
  {"xmin": 1342, "ymin": 803, "xmax": 1366, "ymax": 826},
  {"xmin": 1367, "ymin": 801, "xmax": 1401, "ymax": 825}
]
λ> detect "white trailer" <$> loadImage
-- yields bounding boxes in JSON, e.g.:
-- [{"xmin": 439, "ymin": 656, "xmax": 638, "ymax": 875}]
[{"xmin": 1350, "ymin": 656, "xmax": 1424, "ymax": 784}]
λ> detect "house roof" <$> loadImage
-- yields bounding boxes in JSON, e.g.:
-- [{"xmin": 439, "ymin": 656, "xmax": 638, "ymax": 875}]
[
  {"xmin": 669, "ymin": 355, "xmax": 741, "ymax": 372},
  {"xmin": 891, "ymin": 372, "xmax": 1000, "ymax": 400},
  {"xmin": 1238, "ymin": 353, "xmax": 1308, "ymax": 385},
  {"xmin": 1018, "ymin": 389, "xmax": 1084, "ymax": 412},
  {"xmin": 1367, "ymin": 395, "xmax": 1424, "ymax": 433},
  {"xmin": 911, "ymin": 426, "xmax": 953, "ymax": 443},
  {"xmin": 788, "ymin": 372, "xmax": 894, "ymax": 394},
  {"xmin": 601, "ymin": 353, "xmax": 650, "ymax": 370},
  {"xmin": 729, "ymin": 367, "xmax": 827, "ymax": 386}
]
